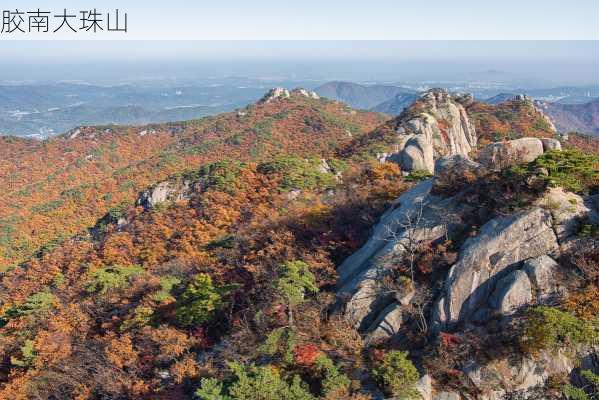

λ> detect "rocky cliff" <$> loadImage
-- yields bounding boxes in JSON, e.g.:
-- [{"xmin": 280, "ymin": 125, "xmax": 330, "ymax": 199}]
[
  {"xmin": 336, "ymin": 136, "xmax": 598, "ymax": 399},
  {"xmin": 387, "ymin": 89, "xmax": 477, "ymax": 174}
]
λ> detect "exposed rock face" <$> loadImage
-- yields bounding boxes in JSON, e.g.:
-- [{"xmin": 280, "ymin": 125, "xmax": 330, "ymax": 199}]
[
  {"xmin": 416, "ymin": 374, "xmax": 433, "ymax": 400},
  {"xmin": 540, "ymin": 138, "xmax": 562, "ymax": 152},
  {"xmin": 434, "ymin": 392, "xmax": 461, "ymax": 400},
  {"xmin": 465, "ymin": 357, "xmax": 545, "ymax": 400},
  {"xmin": 522, "ymin": 255, "xmax": 559, "ymax": 302},
  {"xmin": 587, "ymin": 194, "xmax": 599, "ymax": 225},
  {"xmin": 337, "ymin": 180, "xmax": 471, "ymax": 329},
  {"xmin": 464, "ymin": 346, "xmax": 596, "ymax": 400},
  {"xmin": 390, "ymin": 89, "xmax": 477, "ymax": 173},
  {"xmin": 260, "ymin": 87, "xmax": 321, "ymax": 104},
  {"xmin": 137, "ymin": 180, "xmax": 192, "ymax": 209},
  {"xmin": 432, "ymin": 207, "xmax": 558, "ymax": 330},
  {"xmin": 393, "ymin": 135, "xmax": 435, "ymax": 173},
  {"xmin": 296, "ymin": 88, "xmax": 320, "ymax": 99},
  {"xmin": 478, "ymin": 138, "xmax": 544, "ymax": 170},
  {"xmin": 365, "ymin": 303, "xmax": 403, "ymax": 342},
  {"xmin": 432, "ymin": 154, "xmax": 486, "ymax": 195},
  {"xmin": 488, "ymin": 270, "xmax": 532, "ymax": 315},
  {"xmin": 260, "ymin": 87, "xmax": 291, "ymax": 103},
  {"xmin": 536, "ymin": 187, "xmax": 589, "ymax": 244}
]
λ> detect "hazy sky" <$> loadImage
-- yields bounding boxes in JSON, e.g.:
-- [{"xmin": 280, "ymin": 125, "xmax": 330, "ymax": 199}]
[
  {"xmin": 1, "ymin": 41, "xmax": 598, "ymax": 86},
  {"xmin": 1, "ymin": 0, "xmax": 598, "ymax": 39},
  {"xmin": 2, "ymin": 41, "xmax": 599, "ymax": 63},
  {"xmin": 1, "ymin": 1, "xmax": 598, "ymax": 85}
]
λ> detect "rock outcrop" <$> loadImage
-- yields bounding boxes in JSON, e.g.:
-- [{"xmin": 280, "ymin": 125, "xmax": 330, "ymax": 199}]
[
  {"xmin": 365, "ymin": 303, "xmax": 403, "ymax": 342},
  {"xmin": 260, "ymin": 87, "xmax": 291, "ymax": 103},
  {"xmin": 522, "ymin": 255, "xmax": 559, "ymax": 302},
  {"xmin": 260, "ymin": 87, "xmax": 320, "ymax": 103},
  {"xmin": 432, "ymin": 207, "xmax": 558, "ymax": 330},
  {"xmin": 392, "ymin": 135, "xmax": 435, "ymax": 173},
  {"xmin": 478, "ymin": 137, "xmax": 544, "ymax": 171},
  {"xmin": 540, "ymin": 137, "xmax": 562, "ymax": 152},
  {"xmin": 488, "ymin": 270, "xmax": 532, "ymax": 315},
  {"xmin": 137, "ymin": 179, "xmax": 193, "ymax": 209},
  {"xmin": 432, "ymin": 154, "xmax": 486, "ymax": 195},
  {"xmin": 336, "ymin": 133, "xmax": 573, "ymax": 335},
  {"xmin": 336, "ymin": 180, "xmax": 470, "ymax": 330},
  {"xmin": 389, "ymin": 89, "xmax": 477, "ymax": 174},
  {"xmin": 464, "ymin": 346, "xmax": 596, "ymax": 400},
  {"xmin": 536, "ymin": 187, "xmax": 590, "ymax": 244}
]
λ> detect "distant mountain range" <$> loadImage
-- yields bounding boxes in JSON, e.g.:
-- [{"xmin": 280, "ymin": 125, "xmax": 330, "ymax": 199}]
[
  {"xmin": 0, "ymin": 81, "xmax": 299, "ymax": 138},
  {"xmin": 3, "ymin": 80, "xmax": 599, "ymax": 139},
  {"xmin": 314, "ymin": 81, "xmax": 417, "ymax": 110},
  {"xmin": 536, "ymin": 98, "xmax": 599, "ymax": 136},
  {"xmin": 370, "ymin": 93, "xmax": 419, "ymax": 114},
  {"xmin": 485, "ymin": 92, "xmax": 598, "ymax": 105},
  {"xmin": 481, "ymin": 93, "xmax": 599, "ymax": 136}
]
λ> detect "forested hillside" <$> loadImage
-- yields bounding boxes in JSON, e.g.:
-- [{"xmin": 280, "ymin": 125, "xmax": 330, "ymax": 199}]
[
  {"xmin": 0, "ymin": 89, "xmax": 387, "ymax": 269},
  {"xmin": 0, "ymin": 89, "xmax": 597, "ymax": 400}
]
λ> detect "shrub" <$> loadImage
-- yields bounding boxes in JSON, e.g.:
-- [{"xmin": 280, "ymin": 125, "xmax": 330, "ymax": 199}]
[
  {"xmin": 259, "ymin": 327, "xmax": 297, "ymax": 365},
  {"xmin": 532, "ymin": 117, "xmax": 553, "ymax": 132},
  {"xmin": 293, "ymin": 344, "xmax": 321, "ymax": 367},
  {"xmin": 276, "ymin": 261, "xmax": 318, "ymax": 308},
  {"xmin": 562, "ymin": 369, "xmax": 599, "ymax": 400},
  {"xmin": 106, "ymin": 201, "xmax": 130, "ymax": 221},
  {"xmin": 563, "ymin": 385, "xmax": 591, "ymax": 400},
  {"xmin": 195, "ymin": 362, "xmax": 315, "ymax": 400},
  {"xmin": 531, "ymin": 149, "xmax": 599, "ymax": 194},
  {"xmin": 199, "ymin": 160, "xmax": 246, "ymax": 193},
  {"xmin": 564, "ymin": 286, "xmax": 599, "ymax": 321},
  {"xmin": 175, "ymin": 273, "xmax": 223, "ymax": 327},
  {"xmin": 151, "ymin": 276, "xmax": 181, "ymax": 303},
  {"xmin": 86, "ymin": 265, "xmax": 144, "ymax": 295},
  {"xmin": 405, "ymin": 170, "xmax": 433, "ymax": 182},
  {"xmin": 2, "ymin": 291, "xmax": 58, "ymax": 326},
  {"xmin": 195, "ymin": 378, "xmax": 228, "ymax": 400},
  {"xmin": 275, "ymin": 261, "xmax": 318, "ymax": 325},
  {"xmin": 314, "ymin": 355, "xmax": 351, "ymax": 398},
  {"xmin": 521, "ymin": 306, "xmax": 598, "ymax": 354},
  {"xmin": 371, "ymin": 350, "xmax": 420, "ymax": 398},
  {"xmin": 30, "ymin": 199, "xmax": 64, "ymax": 214},
  {"xmin": 257, "ymin": 156, "xmax": 335, "ymax": 191},
  {"xmin": 579, "ymin": 224, "xmax": 599, "ymax": 239},
  {"xmin": 120, "ymin": 306, "xmax": 155, "ymax": 332},
  {"xmin": 10, "ymin": 340, "xmax": 36, "ymax": 367}
]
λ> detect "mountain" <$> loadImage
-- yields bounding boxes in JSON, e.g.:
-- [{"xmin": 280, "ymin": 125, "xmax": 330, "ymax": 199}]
[
  {"xmin": 314, "ymin": 81, "xmax": 416, "ymax": 110},
  {"xmin": 0, "ymin": 88, "xmax": 597, "ymax": 400},
  {"xmin": 466, "ymin": 94, "xmax": 557, "ymax": 145},
  {"xmin": 483, "ymin": 92, "xmax": 518, "ymax": 104},
  {"xmin": 554, "ymin": 94, "xmax": 598, "ymax": 104},
  {"xmin": 0, "ymin": 80, "xmax": 320, "ymax": 138},
  {"xmin": 0, "ymin": 88, "xmax": 388, "ymax": 268},
  {"xmin": 536, "ymin": 98, "xmax": 599, "ymax": 136},
  {"xmin": 370, "ymin": 92, "xmax": 419, "ymax": 115}
]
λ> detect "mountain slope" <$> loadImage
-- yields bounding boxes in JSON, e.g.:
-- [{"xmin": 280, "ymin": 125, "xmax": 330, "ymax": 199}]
[
  {"xmin": 467, "ymin": 95, "xmax": 557, "ymax": 145},
  {"xmin": 0, "ymin": 87, "xmax": 597, "ymax": 400},
  {"xmin": 483, "ymin": 92, "xmax": 518, "ymax": 104},
  {"xmin": 370, "ymin": 92, "xmax": 419, "ymax": 115},
  {"xmin": 536, "ymin": 98, "xmax": 599, "ymax": 136},
  {"xmin": 0, "ymin": 89, "xmax": 389, "ymax": 268},
  {"xmin": 314, "ymin": 81, "xmax": 415, "ymax": 110},
  {"xmin": 0, "ymin": 90, "xmax": 406, "ymax": 399}
]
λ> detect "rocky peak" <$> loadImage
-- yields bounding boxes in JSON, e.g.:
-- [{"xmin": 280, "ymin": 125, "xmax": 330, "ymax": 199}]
[
  {"xmin": 259, "ymin": 87, "xmax": 320, "ymax": 104},
  {"xmin": 259, "ymin": 87, "xmax": 291, "ymax": 103},
  {"xmin": 293, "ymin": 88, "xmax": 320, "ymax": 99},
  {"xmin": 388, "ymin": 89, "xmax": 477, "ymax": 174},
  {"xmin": 513, "ymin": 94, "xmax": 533, "ymax": 103}
]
